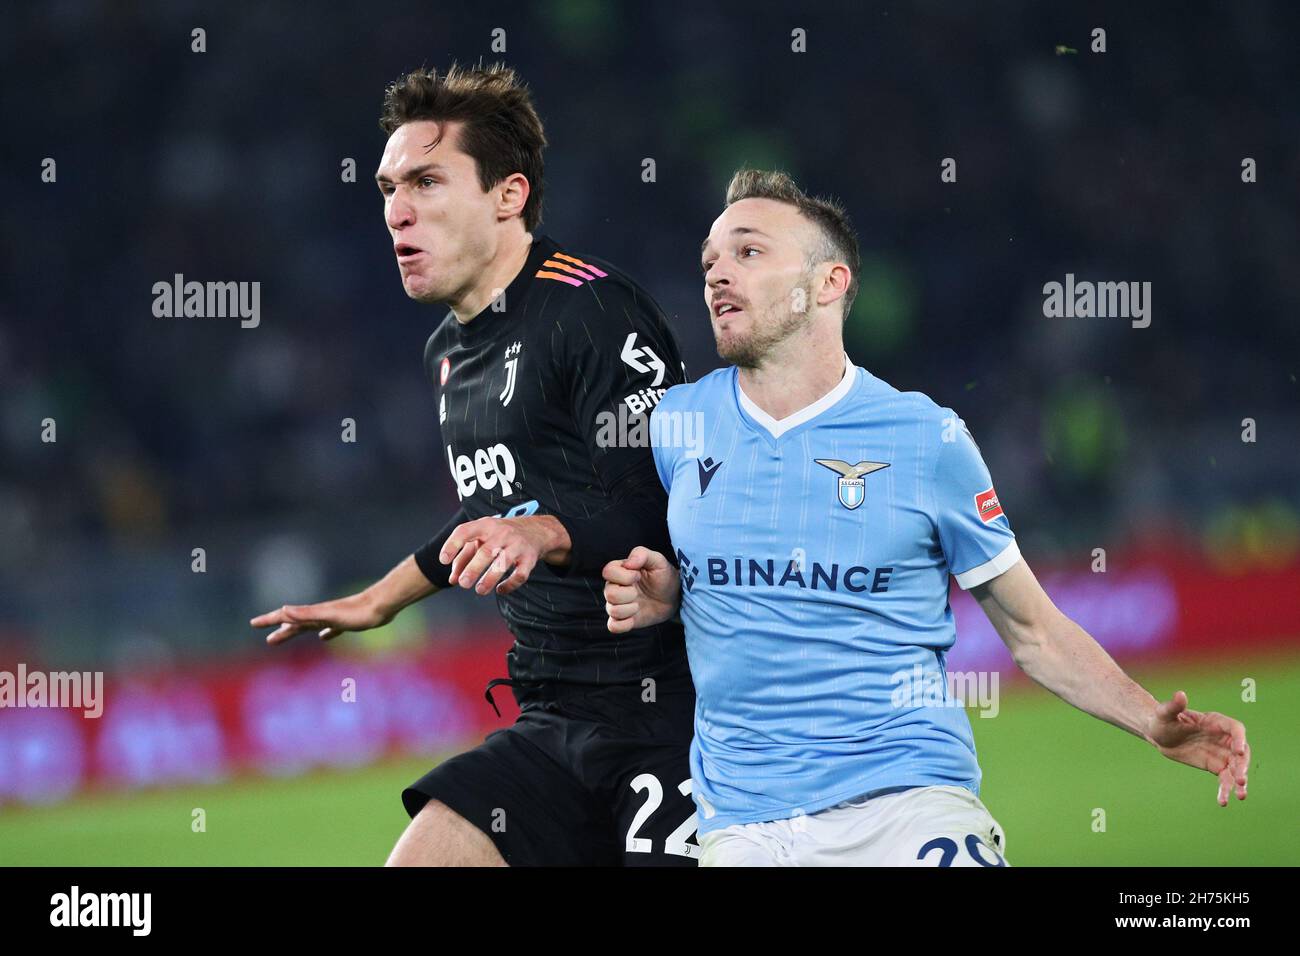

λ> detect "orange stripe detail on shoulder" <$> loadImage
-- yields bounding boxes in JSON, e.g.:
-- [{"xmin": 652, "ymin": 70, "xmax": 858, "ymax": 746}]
[
  {"xmin": 542, "ymin": 258, "xmax": 595, "ymax": 280},
  {"xmin": 552, "ymin": 252, "xmax": 609, "ymax": 278},
  {"xmin": 535, "ymin": 269, "xmax": 582, "ymax": 287}
]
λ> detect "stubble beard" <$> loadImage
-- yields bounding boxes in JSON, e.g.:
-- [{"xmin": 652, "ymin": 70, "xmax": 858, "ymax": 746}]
[{"xmin": 716, "ymin": 274, "xmax": 816, "ymax": 369}]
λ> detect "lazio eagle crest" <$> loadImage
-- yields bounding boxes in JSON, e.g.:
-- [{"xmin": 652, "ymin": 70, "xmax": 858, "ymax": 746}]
[{"xmin": 814, "ymin": 458, "xmax": 890, "ymax": 510}]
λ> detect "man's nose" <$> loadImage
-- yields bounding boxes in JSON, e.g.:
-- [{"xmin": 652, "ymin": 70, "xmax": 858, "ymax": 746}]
[
  {"xmin": 386, "ymin": 190, "xmax": 414, "ymax": 230},
  {"xmin": 706, "ymin": 255, "xmax": 732, "ymax": 285}
]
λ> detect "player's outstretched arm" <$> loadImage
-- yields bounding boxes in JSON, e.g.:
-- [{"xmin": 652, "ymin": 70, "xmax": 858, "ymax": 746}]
[
  {"xmin": 251, "ymin": 554, "xmax": 438, "ymax": 645},
  {"xmin": 602, "ymin": 546, "xmax": 681, "ymax": 633},
  {"xmin": 971, "ymin": 559, "xmax": 1250, "ymax": 807}
]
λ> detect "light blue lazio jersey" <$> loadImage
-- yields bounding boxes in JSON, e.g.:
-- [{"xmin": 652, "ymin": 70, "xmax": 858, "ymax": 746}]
[{"xmin": 649, "ymin": 358, "xmax": 1020, "ymax": 834}]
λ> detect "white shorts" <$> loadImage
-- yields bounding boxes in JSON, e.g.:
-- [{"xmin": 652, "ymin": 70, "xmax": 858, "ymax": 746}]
[{"xmin": 698, "ymin": 785, "xmax": 1009, "ymax": 867}]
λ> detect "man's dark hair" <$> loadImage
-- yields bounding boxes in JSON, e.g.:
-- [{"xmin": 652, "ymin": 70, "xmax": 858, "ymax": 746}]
[
  {"xmin": 725, "ymin": 168, "xmax": 861, "ymax": 320},
  {"xmin": 380, "ymin": 63, "xmax": 547, "ymax": 231}
]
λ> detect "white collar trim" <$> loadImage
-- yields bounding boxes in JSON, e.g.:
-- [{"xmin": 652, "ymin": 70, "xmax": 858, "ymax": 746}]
[{"xmin": 736, "ymin": 354, "xmax": 855, "ymax": 439}]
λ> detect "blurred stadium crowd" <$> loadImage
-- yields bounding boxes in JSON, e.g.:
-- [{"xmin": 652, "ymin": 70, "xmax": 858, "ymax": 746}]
[{"xmin": 2, "ymin": 2, "xmax": 1297, "ymax": 668}]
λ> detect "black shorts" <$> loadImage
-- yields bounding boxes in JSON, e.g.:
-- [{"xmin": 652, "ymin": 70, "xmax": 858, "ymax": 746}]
[{"xmin": 403, "ymin": 677, "xmax": 699, "ymax": 866}]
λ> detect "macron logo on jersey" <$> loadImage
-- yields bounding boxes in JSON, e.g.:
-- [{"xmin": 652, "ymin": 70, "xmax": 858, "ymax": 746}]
[
  {"xmin": 697, "ymin": 456, "xmax": 723, "ymax": 495},
  {"xmin": 447, "ymin": 443, "xmax": 518, "ymax": 500}
]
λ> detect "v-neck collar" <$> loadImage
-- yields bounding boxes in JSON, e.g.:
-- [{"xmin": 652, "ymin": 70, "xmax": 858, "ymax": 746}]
[{"xmin": 734, "ymin": 354, "xmax": 856, "ymax": 442}]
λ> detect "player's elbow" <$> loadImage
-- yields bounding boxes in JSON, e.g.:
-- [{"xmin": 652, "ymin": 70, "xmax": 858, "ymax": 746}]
[
  {"xmin": 1005, "ymin": 610, "xmax": 1067, "ymax": 677},
  {"xmin": 999, "ymin": 616, "xmax": 1049, "ymax": 673}
]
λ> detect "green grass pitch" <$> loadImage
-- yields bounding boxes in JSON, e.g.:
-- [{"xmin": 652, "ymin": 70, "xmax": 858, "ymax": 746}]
[{"xmin": 1, "ymin": 653, "xmax": 1295, "ymax": 865}]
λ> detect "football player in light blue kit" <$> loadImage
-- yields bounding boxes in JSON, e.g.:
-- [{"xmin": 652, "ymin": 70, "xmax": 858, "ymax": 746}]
[{"xmin": 603, "ymin": 169, "xmax": 1252, "ymax": 866}]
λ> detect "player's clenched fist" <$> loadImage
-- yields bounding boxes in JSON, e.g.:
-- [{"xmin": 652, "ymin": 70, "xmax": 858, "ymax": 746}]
[
  {"xmin": 602, "ymin": 546, "xmax": 681, "ymax": 633},
  {"xmin": 440, "ymin": 514, "xmax": 571, "ymax": 597}
]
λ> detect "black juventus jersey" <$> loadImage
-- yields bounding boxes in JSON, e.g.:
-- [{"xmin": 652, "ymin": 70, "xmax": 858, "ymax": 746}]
[{"xmin": 413, "ymin": 235, "xmax": 690, "ymax": 687}]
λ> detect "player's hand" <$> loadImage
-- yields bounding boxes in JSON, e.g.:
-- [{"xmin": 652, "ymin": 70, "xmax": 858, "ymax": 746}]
[
  {"xmin": 440, "ymin": 515, "xmax": 570, "ymax": 597},
  {"xmin": 251, "ymin": 591, "xmax": 392, "ymax": 645},
  {"xmin": 602, "ymin": 546, "xmax": 680, "ymax": 633},
  {"xmin": 1145, "ymin": 691, "xmax": 1250, "ymax": 806}
]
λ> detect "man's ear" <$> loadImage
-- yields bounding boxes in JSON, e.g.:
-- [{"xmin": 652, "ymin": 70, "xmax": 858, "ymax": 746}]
[
  {"xmin": 497, "ymin": 172, "xmax": 530, "ymax": 222},
  {"xmin": 818, "ymin": 262, "xmax": 852, "ymax": 310}
]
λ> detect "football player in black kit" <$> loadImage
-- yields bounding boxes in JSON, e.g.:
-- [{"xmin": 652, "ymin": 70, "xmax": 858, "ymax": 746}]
[{"xmin": 251, "ymin": 64, "xmax": 698, "ymax": 866}]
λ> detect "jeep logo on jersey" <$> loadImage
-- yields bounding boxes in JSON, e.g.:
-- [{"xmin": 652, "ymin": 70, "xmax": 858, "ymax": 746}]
[
  {"xmin": 620, "ymin": 332, "xmax": 666, "ymax": 386},
  {"xmin": 446, "ymin": 443, "xmax": 518, "ymax": 500},
  {"xmin": 499, "ymin": 341, "xmax": 521, "ymax": 406},
  {"xmin": 814, "ymin": 458, "xmax": 890, "ymax": 510}
]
